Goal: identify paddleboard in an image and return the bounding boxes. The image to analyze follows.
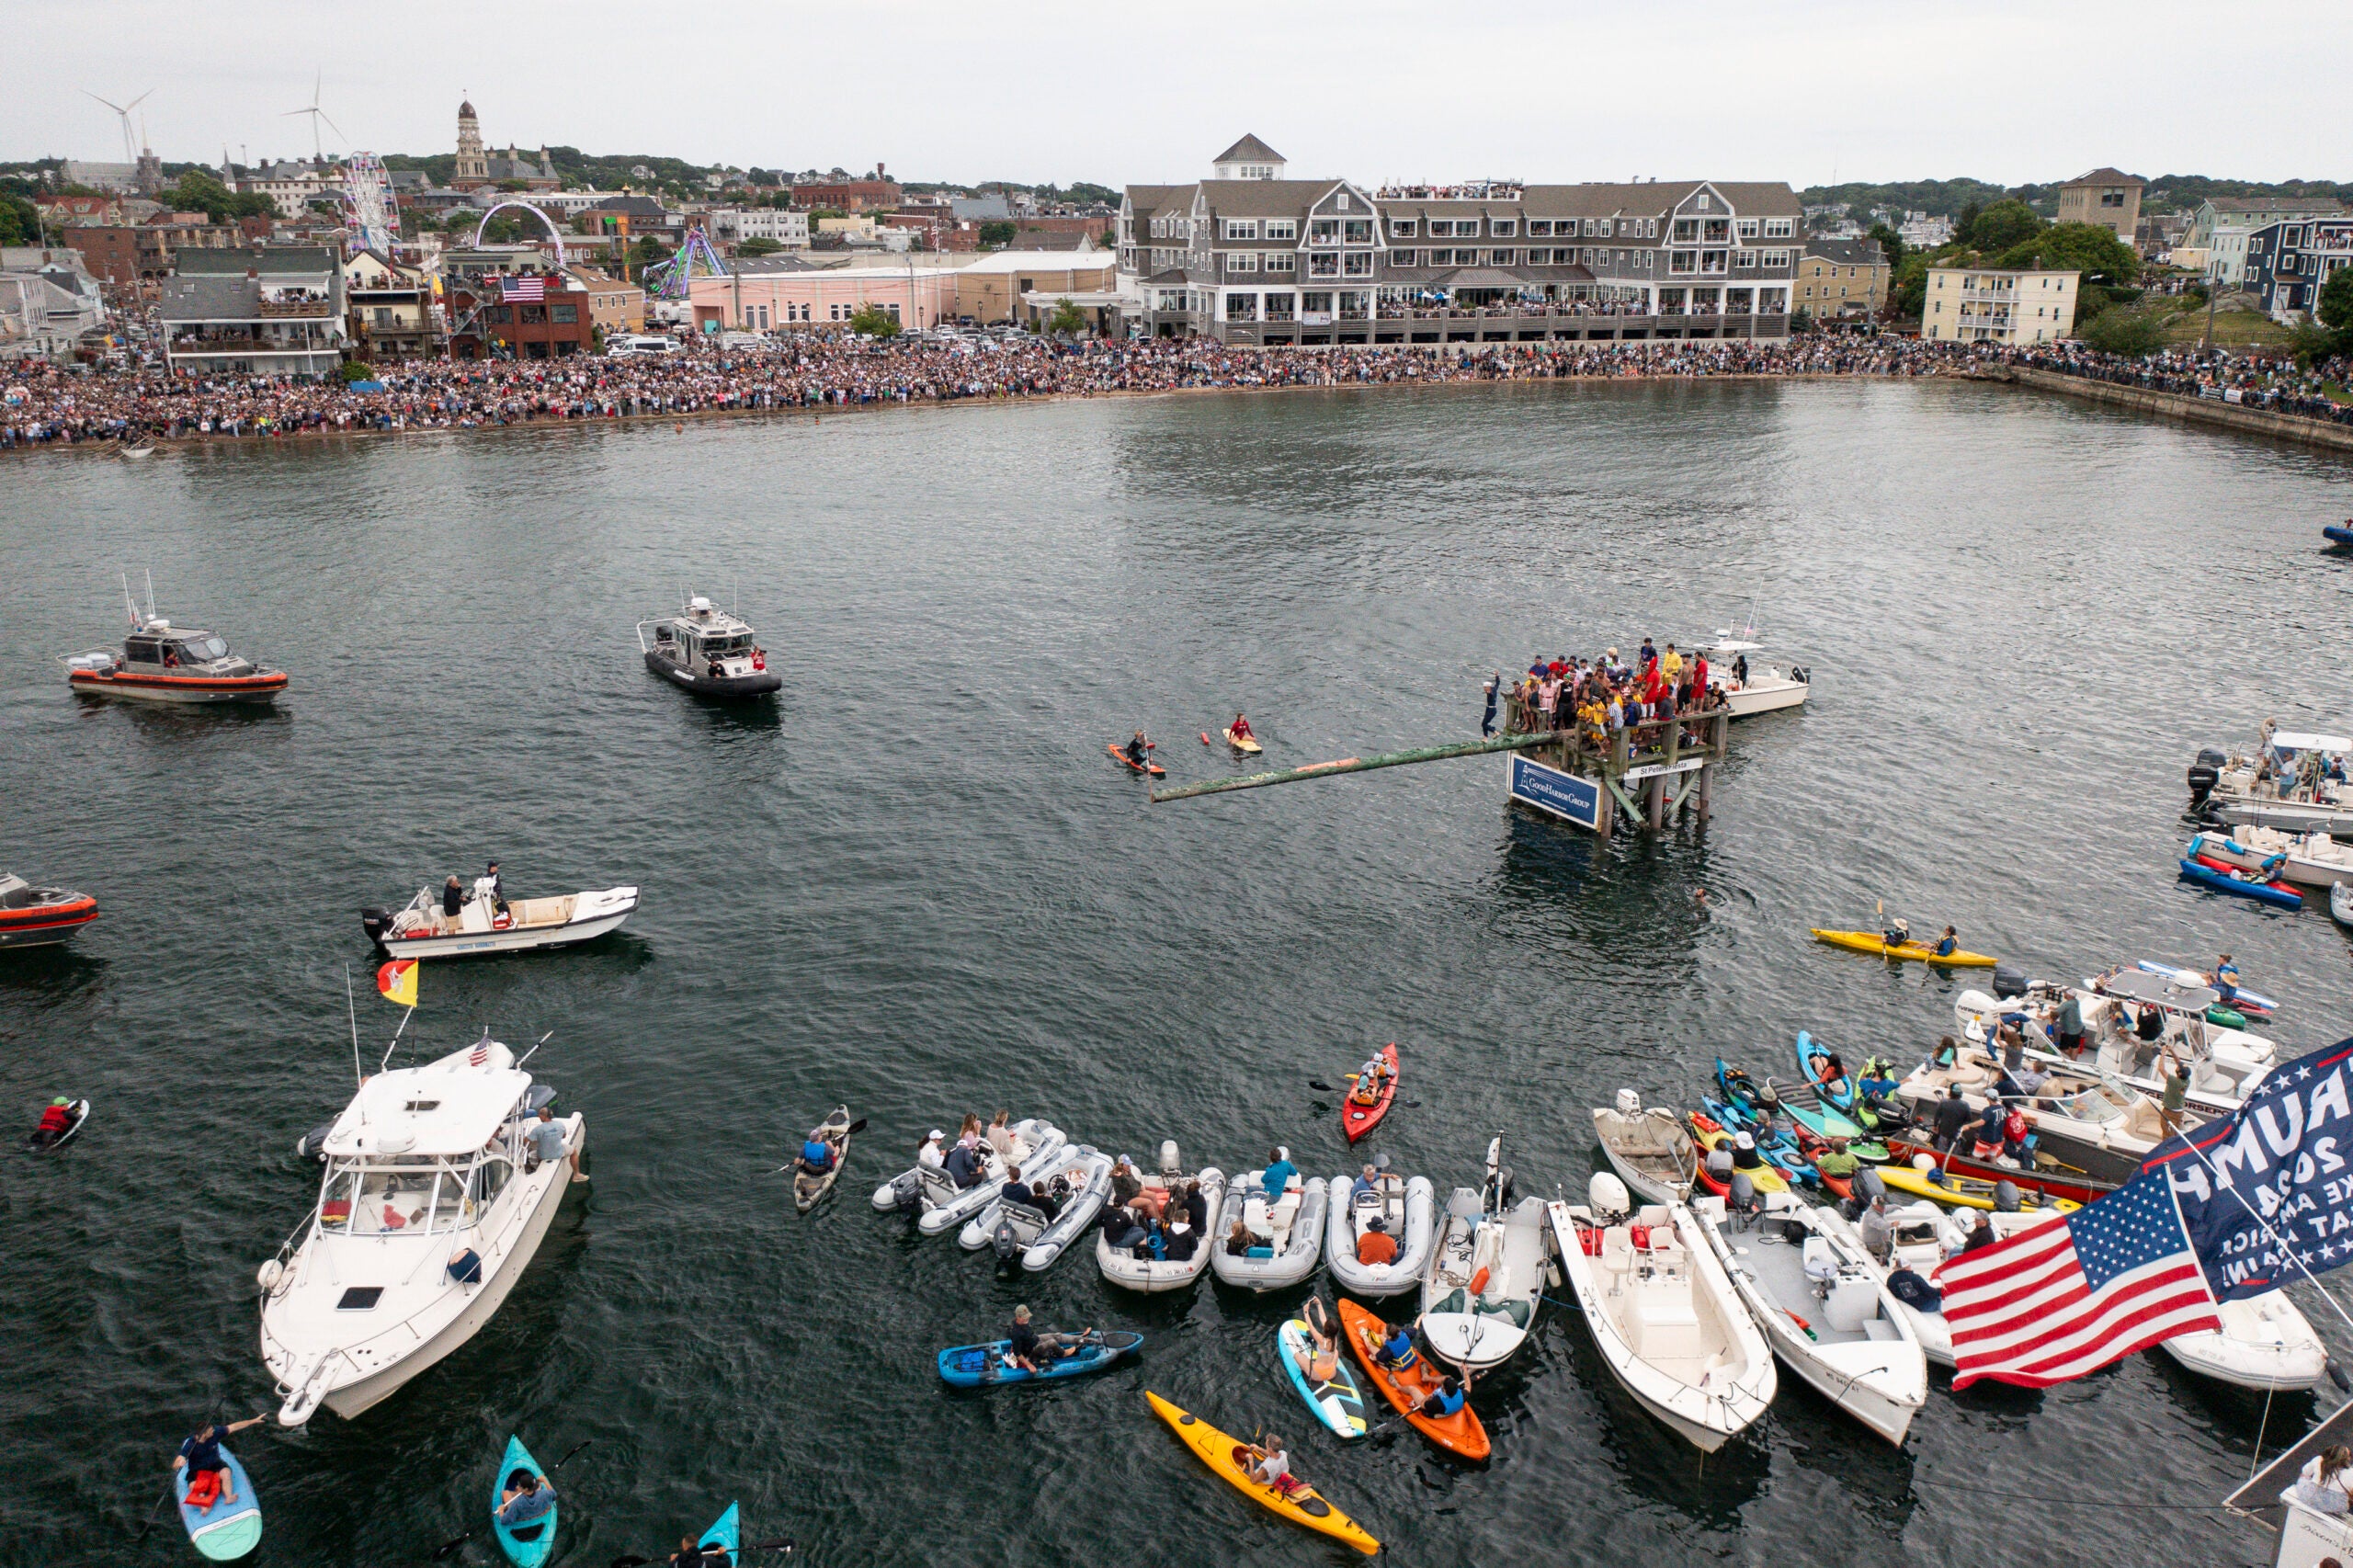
[1278,1319,1369,1438]
[1108,743,1165,778]
[1145,1391,1379,1555]
[1224,726,1263,756]
[1811,928,1997,966]
[2136,960,2278,1015]
[491,1435,558,1568]
[1341,1044,1398,1144]
[177,1447,262,1562]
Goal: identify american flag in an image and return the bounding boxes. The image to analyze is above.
[469,1040,490,1067]
[501,276,545,302]
[1938,1165,2222,1390]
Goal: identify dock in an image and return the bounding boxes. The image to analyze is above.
[1152,701,1733,834]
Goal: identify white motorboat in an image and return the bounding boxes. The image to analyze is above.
[1549,1174,1774,1451]
[2190,826,2353,890]
[1896,1051,2186,1187]
[2159,1291,2328,1392]
[2188,729,2353,834]
[871,1120,1065,1236]
[257,1034,583,1426]
[1700,635,1809,718]
[1955,979,2269,1108]
[1097,1142,1224,1293]
[362,874,638,960]
[1209,1165,1328,1292]
[1694,1190,1927,1446]
[1418,1138,1546,1372]
[637,595,782,699]
[1815,1200,2048,1368]
[1592,1091,1697,1207]
[1324,1163,1437,1299]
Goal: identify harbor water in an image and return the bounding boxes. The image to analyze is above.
[4,377,2351,1567]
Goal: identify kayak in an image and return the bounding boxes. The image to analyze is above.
[698,1503,740,1564]
[1225,727,1263,756]
[1145,1391,1380,1556]
[938,1330,1142,1387]
[1794,1035,1863,1116]
[2137,961,2279,1017]
[177,1447,262,1562]
[491,1435,557,1568]
[1881,1136,2116,1206]
[2179,858,2302,909]
[1877,1161,2081,1215]
[2329,524,2353,547]
[1336,1298,1488,1461]
[1278,1318,1369,1438]
[1700,1097,1815,1188]
[1108,743,1165,778]
[1683,1114,1789,1195]
[1341,1044,1399,1144]
[27,1098,88,1153]
[1714,1058,1881,1151]
[792,1107,852,1214]
[1811,928,1998,967]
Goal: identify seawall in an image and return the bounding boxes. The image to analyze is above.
[1981,366,2353,454]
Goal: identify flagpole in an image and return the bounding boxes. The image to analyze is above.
[345,966,363,1087]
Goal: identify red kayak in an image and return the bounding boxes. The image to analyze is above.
[1341,1043,1399,1143]
[1107,743,1164,778]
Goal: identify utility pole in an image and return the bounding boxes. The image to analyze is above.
[2201,252,2220,352]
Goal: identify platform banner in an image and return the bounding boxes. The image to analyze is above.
[2141,1035,2353,1300]
[1508,754,1600,830]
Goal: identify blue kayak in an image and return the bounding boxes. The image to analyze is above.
[2325,524,2353,547]
[699,1503,740,1562]
[177,1447,262,1561]
[937,1331,1143,1387]
[2178,858,2302,910]
[1278,1318,1368,1437]
[491,1435,557,1568]
[1699,1096,1815,1186]
[1794,1034,1862,1116]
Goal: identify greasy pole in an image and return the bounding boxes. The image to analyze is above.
[1149,731,1563,803]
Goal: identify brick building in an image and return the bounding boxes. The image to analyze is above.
[790,176,903,212]
[64,220,244,289]
[442,254,595,359]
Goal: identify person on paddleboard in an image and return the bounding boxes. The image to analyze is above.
[31,1096,74,1147]
[173,1415,267,1513]
[1229,713,1254,742]
[1124,731,1151,767]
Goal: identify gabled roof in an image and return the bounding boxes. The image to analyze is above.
[1200,178,1343,219]
[2064,167,2142,187]
[174,245,338,277]
[1214,133,1284,165]
[1802,237,1887,267]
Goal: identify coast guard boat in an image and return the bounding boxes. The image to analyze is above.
[637,595,781,698]
[0,873,100,949]
[63,611,287,705]
[257,1033,584,1425]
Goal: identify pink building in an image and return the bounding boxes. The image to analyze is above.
[688,265,957,334]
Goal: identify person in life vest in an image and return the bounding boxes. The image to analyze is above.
[32,1096,74,1147]
[1372,1321,1419,1371]
[1933,926,1960,958]
[1348,1053,1390,1107]
[1411,1373,1467,1419]
[1124,731,1151,767]
[798,1120,843,1176]
[174,1415,267,1513]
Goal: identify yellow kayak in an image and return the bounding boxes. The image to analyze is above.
[1146,1391,1379,1556]
[1878,1162,2079,1214]
[1686,1119,1790,1194]
[1811,929,1997,967]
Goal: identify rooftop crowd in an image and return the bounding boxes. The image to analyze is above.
[3,330,2347,451]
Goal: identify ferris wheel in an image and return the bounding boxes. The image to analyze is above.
[340,153,400,257]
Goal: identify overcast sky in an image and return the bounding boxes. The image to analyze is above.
[8,0,2345,190]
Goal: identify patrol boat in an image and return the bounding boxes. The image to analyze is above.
[62,578,287,705]
[636,595,781,698]
[256,1033,584,1425]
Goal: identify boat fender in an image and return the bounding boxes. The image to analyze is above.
[1467,1265,1490,1295]
[256,1258,285,1294]
[752,650,767,672]
[1993,1180,2021,1213]
[2330,1359,2352,1395]
[1911,1153,1937,1174]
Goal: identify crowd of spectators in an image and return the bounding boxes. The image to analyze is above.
[2,330,2347,452]
[2011,343,2353,428]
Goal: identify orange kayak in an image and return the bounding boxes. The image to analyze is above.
[1336,1299,1489,1461]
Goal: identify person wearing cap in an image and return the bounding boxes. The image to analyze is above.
[1348,1053,1391,1107]
[916,1131,948,1172]
[1729,1131,1765,1173]
[1356,1214,1400,1267]
[32,1096,74,1147]
[1261,1147,1299,1202]
[1110,1154,1143,1210]
[1006,1303,1089,1373]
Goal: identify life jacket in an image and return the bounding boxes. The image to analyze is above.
[38,1106,71,1133]
[801,1138,833,1170]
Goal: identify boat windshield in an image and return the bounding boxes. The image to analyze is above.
[2048,1085,2128,1124]
[178,635,229,661]
[702,632,753,654]
[318,1157,478,1235]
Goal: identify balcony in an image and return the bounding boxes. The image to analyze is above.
[256,299,335,318]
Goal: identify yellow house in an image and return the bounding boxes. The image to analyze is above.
[567,265,646,334]
[1922,267,2078,344]
[1794,238,1889,321]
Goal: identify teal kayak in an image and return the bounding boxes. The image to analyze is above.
[491,1435,557,1568]
[699,1502,741,1562]
[177,1447,262,1562]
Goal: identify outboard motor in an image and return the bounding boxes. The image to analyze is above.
[1587,1170,1631,1223]
[1993,1180,2022,1213]
[1158,1139,1183,1182]
[1483,1166,1518,1210]
[296,1120,335,1163]
[1727,1170,1758,1225]
[2186,748,2225,813]
[887,1170,924,1212]
[359,906,391,944]
[1991,963,2029,1001]
[993,1200,1048,1264]
[1616,1088,1643,1118]
[1853,1166,1887,1205]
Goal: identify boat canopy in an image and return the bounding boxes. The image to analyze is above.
[320,1040,531,1159]
[2269,731,2352,755]
[1704,638,1766,654]
[2097,971,2221,1011]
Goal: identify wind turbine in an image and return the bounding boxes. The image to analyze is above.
[82,88,154,164]
[282,71,346,164]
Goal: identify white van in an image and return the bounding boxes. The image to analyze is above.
[607,335,679,358]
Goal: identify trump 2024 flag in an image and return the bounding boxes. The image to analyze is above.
[1938,1166,2221,1390]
